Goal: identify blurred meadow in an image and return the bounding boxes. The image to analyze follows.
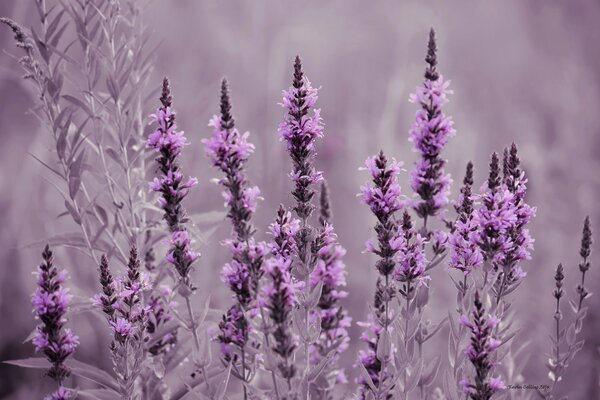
[0,0,599,398]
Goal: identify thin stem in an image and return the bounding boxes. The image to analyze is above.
[184,296,211,393]
[259,308,280,400]
[241,348,248,400]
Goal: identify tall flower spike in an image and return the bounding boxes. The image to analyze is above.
[474,152,516,266]
[147,77,199,287]
[32,245,79,386]
[409,28,456,223]
[494,145,536,294]
[449,162,483,274]
[460,291,505,399]
[360,151,403,276]
[577,216,592,309]
[262,206,300,381]
[279,55,324,221]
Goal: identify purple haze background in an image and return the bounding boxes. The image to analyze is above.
[0,0,599,398]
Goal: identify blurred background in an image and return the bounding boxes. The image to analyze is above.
[1,0,599,398]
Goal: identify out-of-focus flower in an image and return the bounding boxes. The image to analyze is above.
[408,29,456,220]
[32,245,78,382]
[44,387,73,400]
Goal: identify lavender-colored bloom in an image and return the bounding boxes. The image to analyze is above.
[450,162,484,273]
[278,56,324,222]
[393,212,429,288]
[262,206,299,380]
[360,151,403,277]
[473,153,517,265]
[460,291,504,400]
[44,387,73,400]
[408,29,456,220]
[496,144,536,280]
[147,78,199,287]
[32,245,79,382]
[217,304,249,361]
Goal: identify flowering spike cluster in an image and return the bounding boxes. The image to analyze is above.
[278,56,324,222]
[474,153,517,266]
[408,28,456,220]
[32,245,79,383]
[498,144,536,270]
[262,205,300,380]
[360,151,404,277]
[204,80,269,359]
[394,211,429,287]
[217,304,249,361]
[450,162,483,274]
[358,151,406,396]
[460,291,505,399]
[95,247,149,398]
[147,78,199,286]
[309,224,351,376]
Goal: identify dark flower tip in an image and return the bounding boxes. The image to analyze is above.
[293,55,303,88]
[580,216,592,260]
[488,152,501,190]
[160,77,172,108]
[0,18,28,44]
[319,181,332,226]
[424,28,439,81]
[220,78,235,130]
[553,263,564,299]
[464,161,474,186]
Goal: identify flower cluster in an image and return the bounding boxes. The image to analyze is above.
[95,248,150,398]
[32,245,79,383]
[496,144,536,280]
[204,80,268,363]
[394,212,429,288]
[473,153,517,265]
[44,387,73,400]
[147,77,199,286]
[96,248,149,343]
[460,291,505,399]
[262,206,300,380]
[278,55,324,221]
[449,162,483,274]
[409,29,456,220]
[360,151,404,277]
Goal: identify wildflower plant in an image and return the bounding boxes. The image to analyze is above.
[2,11,595,400]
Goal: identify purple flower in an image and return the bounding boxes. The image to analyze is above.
[393,218,429,287]
[147,78,199,286]
[110,318,136,338]
[31,245,78,382]
[474,153,517,265]
[450,162,484,274]
[205,80,268,360]
[217,304,249,361]
[44,387,73,400]
[461,291,505,399]
[495,145,536,279]
[360,151,404,277]
[278,56,323,222]
[261,206,299,380]
[408,29,456,220]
